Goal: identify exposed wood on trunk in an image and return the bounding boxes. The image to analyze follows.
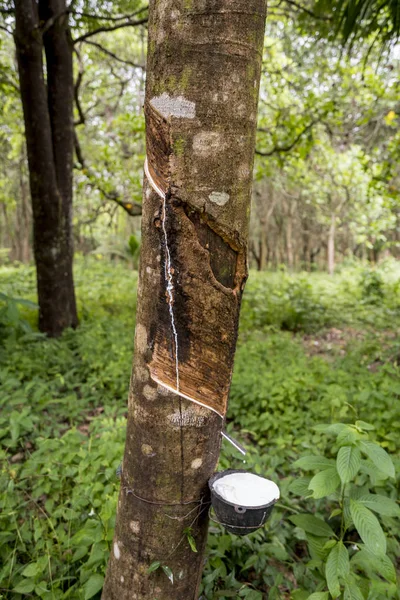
[102,1,267,599]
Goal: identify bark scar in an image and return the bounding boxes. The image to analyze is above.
[145,99,247,419]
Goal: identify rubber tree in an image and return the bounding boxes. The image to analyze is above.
[102,1,267,599]
[14,0,78,336]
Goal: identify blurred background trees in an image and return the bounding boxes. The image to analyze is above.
[1,0,400,282]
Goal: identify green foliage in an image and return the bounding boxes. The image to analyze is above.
[1,418,124,599]
[359,269,385,305]
[1,261,400,598]
[289,421,399,598]
[0,291,38,342]
[315,0,400,45]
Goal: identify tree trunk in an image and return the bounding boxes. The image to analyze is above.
[328,212,335,275]
[259,182,276,271]
[14,0,78,336]
[286,200,296,271]
[102,1,266,599]
[259,220,268,270]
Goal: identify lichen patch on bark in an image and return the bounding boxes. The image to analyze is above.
[150,92,196,119]
[208,191,230,206]
[143,384,158,401]
[113,542,120,560]
[135,324,148,354]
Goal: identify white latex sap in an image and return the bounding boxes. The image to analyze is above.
[213,472,280,507]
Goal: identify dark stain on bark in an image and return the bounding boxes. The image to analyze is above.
[154,194,192,366]
[145,101,171,193]
[186,209,237,289]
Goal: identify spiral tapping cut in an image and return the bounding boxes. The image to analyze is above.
[144,158,246,456]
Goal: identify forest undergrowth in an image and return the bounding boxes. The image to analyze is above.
[1,258,400,600]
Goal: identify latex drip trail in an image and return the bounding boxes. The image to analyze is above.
[145,158,180,393]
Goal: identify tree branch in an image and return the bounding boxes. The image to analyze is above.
[73,47,85,125]
[82,40,145,69]
[255,121,315,156]
[71,6,148,22]
[40,9,67,35]
[0,75,19,92]
[0,23,12,34]
[73,16,148,44]
[74,131,142,217]
[277,0,331,21]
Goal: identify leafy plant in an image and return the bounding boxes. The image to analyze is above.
[360,269,384,305]
[0,291,38,342]
[290,421,400,599]
[1,260,400,598]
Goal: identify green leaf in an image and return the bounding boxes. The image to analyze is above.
[358,494,400,517]
[72,546,89,562]
[325,543,341,599]
[13,580,36,594]
[343,581,364,600]
[84,574,104,600]
[306,534,329,560]
[336,541,350,577]
[14,298,38,309]
[293,456,334,470]
[187,532,198,553]
[308,468,341,498]
[355,421,375,431]
[242,591,263,600]
[147,561,161,573]
[313,423,349,435]
[288,476,312,496]
[21,563,38,577]
[289,514,335,537]
[161,565,174,584]
[184,527,198,553]
[337,429,360,446]
[336,446,361,483]
[306,594,329,600]
[371,553,397,583]
[352,548,396,583]
[359,440,395,478]
[350,499,386,556]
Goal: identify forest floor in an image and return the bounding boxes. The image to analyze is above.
[1,258,400,600]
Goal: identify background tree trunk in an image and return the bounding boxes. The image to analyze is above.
[14,0,78,336]
[328,212,335,275]
[102,1,266,599]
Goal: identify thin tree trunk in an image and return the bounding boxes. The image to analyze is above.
[14,0,78,336]
[286,200,296,271]
[259,221,268,270]
[19,157,31,263]
[328,212,335,275]
[259,183,277,270]
[102,1,266,599]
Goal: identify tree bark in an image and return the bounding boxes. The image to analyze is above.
[102,1,266,599]
[286,199,296,271]
[328,212,335,275]
[14,0,78,336]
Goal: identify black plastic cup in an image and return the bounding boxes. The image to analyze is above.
[208,469,278,536]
